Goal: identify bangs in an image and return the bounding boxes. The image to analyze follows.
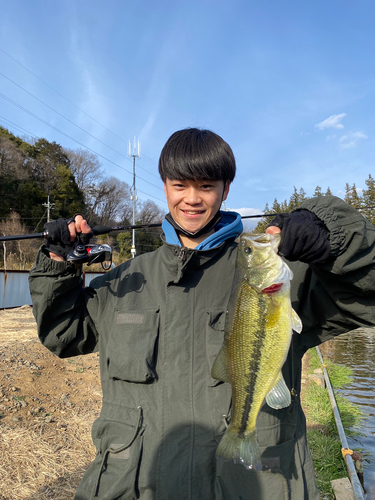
[159,128,236,183]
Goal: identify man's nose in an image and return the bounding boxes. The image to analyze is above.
[185,188,202,204]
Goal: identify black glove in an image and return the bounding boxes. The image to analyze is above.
[44,216,92,259]
[268,210,331,264]
[44,218,73,258]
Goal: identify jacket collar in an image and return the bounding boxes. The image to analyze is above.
[160,237,238,284]
[161,210,243,250]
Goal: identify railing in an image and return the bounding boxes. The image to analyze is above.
[315,346,365,500]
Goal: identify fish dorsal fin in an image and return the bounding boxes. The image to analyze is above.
[265,373,291,409]
[291,309,303,334]
[211,346,230,383]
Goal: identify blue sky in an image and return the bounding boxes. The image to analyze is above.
[1,0,375,227]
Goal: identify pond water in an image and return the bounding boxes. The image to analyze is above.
[320,327,375,499]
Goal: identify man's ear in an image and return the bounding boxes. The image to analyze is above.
[223,180,230,201]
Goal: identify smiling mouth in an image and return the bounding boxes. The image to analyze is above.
[182,210,204,215]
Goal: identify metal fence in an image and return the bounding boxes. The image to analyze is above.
[0,270,105,309]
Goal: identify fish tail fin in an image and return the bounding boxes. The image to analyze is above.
[216,429,262,471]
[266,373,291,409]
[240,434,262,471]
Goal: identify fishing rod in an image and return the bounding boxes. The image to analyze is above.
[0,213,280,268]
[0,213,279,243]
[3,202,372,243]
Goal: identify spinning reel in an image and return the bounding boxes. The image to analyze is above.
[66,241,113,270]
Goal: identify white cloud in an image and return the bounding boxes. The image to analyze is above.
[227,207,264,231]
[140,109,159,144]
[228,207,263,218]
[339,131,368,149]
[315,113,347,130]
[337,187,364,197]
[326,134,337,142]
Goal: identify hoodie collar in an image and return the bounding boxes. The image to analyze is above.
[162,210,243,250]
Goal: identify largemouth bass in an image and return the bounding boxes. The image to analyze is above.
[211,232,302,470]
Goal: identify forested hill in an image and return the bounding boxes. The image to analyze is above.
[0,127,85,230]
[0,126,165,232]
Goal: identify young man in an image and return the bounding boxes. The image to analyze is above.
[29,128,375,500]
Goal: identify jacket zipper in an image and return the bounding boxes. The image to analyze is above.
[178,247,188,262]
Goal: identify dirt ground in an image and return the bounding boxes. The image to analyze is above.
[0,306,102,500]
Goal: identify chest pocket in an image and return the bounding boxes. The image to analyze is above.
[106,307,160,383]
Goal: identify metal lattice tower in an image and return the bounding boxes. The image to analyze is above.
[128,137,141,258]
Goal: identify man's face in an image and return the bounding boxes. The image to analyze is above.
[163,179,230,235]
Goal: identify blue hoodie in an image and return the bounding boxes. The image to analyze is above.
[162,211,243,250]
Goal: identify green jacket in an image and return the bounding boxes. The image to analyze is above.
[29,196,375,500]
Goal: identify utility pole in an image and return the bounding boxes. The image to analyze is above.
[128,137,141,259]
[42,195,55,222]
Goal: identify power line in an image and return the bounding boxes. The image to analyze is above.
[0,49,160,173]
[0,93,167,205]
[140,151,158,165]
[0,116,38,139]
[0,93,165,199]
[0,72,160,181]
[0,48,129,144]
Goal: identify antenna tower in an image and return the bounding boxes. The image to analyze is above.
[128,137,141,259]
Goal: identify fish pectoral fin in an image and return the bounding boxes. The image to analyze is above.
[265,373,291,409]
[211,347,230,383]
[291,309,303,334]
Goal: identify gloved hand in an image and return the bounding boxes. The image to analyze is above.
[44,215,92,259]
[268,210,331,264]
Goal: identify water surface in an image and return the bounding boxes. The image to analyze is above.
[320,327,375,499]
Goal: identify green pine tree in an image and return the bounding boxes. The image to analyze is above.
[313,186,323,197]
[362,174,375,224]
[344,183,363,211]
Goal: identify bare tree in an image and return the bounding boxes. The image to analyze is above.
[64,148,103,193]
[88,177,132,226]
[0,212,36,270]
[137,200,165,224]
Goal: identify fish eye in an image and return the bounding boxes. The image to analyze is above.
[244,247,252,254]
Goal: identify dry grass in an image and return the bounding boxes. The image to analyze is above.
[0,306,101,500]
[0,418,94,499]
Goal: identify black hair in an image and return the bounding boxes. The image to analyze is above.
[158,128,236,183]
